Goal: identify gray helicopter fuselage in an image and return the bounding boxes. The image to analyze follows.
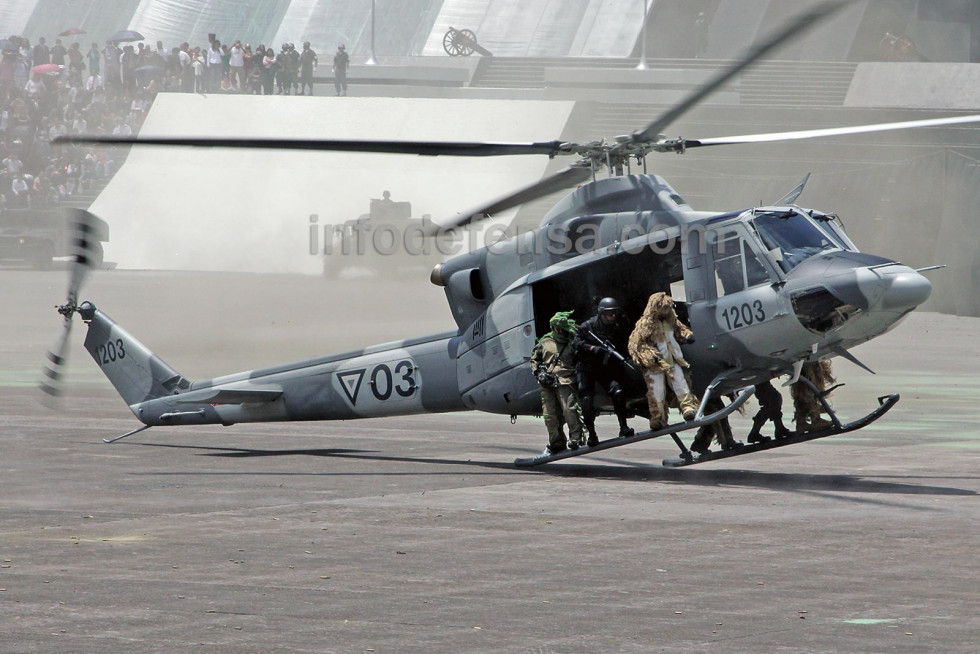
[433,174,931,412]
[81,174,930,428]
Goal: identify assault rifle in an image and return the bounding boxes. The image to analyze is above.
[585,330,639,373]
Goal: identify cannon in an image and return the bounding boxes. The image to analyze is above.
[442,27,492,57]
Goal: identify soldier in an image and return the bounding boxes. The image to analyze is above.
[333,44,349,96]
[530,311,586,456]
[628,292,699,431]
[792,360,835,433]
[573,297,635,445]
[689,396,741,456]
[299,41,317,95]
[745,378,792,443]
[284,43,300,95]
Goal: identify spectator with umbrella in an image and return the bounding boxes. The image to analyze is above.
[59,28,86,47]
[31,63,62,76]
[67,42,85,85]
[120,44,137,93]
[102,40,120,90]
[50,38,66,66]
[107,30,145,45]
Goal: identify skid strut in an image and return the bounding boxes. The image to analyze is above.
[664,392,900,467]
[514,387,754,467]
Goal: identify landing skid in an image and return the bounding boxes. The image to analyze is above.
[662,393,899,467]
[514,387,754,467]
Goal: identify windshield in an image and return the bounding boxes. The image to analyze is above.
[813,213,856,251]
[752,210,840,273]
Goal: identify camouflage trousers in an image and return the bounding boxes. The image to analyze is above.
[541,384,585,449]
[642,365,699,429]
[791,361,835,429]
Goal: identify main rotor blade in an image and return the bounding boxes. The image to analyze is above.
[437,165,593,230]
[52,134,567,158]
[632,0,849,143]
[684,113,980,148]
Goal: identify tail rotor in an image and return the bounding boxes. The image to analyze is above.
[38,209,101,403]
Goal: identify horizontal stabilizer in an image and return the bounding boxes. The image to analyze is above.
[174,388,282,405]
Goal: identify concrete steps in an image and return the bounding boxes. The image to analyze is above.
[739,61,857,107]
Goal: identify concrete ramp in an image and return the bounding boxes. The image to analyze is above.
[846,63,980,110]
[90,94,574,273]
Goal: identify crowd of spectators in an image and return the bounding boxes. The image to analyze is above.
[1,31,321,212]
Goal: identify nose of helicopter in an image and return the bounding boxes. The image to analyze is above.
[839,264,932,312]
[815,262,932,317]
[879,268,932,310]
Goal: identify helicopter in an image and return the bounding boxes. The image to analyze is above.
[40,2,980,468]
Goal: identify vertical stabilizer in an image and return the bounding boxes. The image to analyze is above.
[78,302,190,408]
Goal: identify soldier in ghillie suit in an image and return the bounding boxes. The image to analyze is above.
[530,311,586,456]
[792,360,835,433]
[628,292,699,431]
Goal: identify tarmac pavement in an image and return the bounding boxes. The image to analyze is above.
[2,268,978,653]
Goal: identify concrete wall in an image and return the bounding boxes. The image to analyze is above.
[421,0,646,57]
[14,0,980,62]
[89,94,574,273]
[0,0,37,36]
[129,0,291,52]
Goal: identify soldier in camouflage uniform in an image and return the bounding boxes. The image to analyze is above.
[530,311,586,455]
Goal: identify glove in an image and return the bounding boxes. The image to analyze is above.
[536,370,558,388]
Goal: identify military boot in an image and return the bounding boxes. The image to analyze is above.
[772,412,792,439]
[612,393,634,438]
[689,426,712,456]
[746,415,771,444]
[808,415,833,432]
[679,393,699,421]
[796,414,833,433]
[719,418,742,450]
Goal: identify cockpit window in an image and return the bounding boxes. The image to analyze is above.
[712,232,744,296]
[752,210,840,273]
[811,213,855,252]
[744,240,770,286]
[711,230,773,297]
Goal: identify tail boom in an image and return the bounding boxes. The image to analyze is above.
[79,302,467,428]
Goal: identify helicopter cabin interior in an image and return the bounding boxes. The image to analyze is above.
[530,234,686,336]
